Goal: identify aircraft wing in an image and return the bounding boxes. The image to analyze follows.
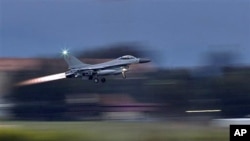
[77,62,129,71]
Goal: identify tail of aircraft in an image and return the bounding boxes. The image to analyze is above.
[64,55,90,69]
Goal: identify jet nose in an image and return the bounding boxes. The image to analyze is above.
[139,58,151,63]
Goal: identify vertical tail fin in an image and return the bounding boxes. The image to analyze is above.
[64,55,89,69]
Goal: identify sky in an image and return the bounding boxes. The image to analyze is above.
[0,0,250,67]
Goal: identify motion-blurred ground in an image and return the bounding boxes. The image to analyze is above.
[0,121,227,141]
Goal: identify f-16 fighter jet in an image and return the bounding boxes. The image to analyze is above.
[63,50,150,83]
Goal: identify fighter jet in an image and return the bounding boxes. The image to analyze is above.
[62,50,150,83]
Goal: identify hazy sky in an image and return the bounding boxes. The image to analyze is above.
[0,0,250,67]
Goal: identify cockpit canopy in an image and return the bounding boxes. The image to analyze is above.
[118,55,136,60]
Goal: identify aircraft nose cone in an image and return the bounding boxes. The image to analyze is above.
[139,58,151,63]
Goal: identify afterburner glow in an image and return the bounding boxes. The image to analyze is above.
[16,73,66,86]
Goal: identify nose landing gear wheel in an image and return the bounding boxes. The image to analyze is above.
[122,72,126,79]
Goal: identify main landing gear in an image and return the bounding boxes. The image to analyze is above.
[101,78,106,83]
[93,77,106,83]
[94,78,99,83]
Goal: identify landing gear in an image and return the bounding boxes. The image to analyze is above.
[93,77,106,83]
[93,78,99,83]
[101,78,106,83]
[122,72,126,79]
[88,76,93,80]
